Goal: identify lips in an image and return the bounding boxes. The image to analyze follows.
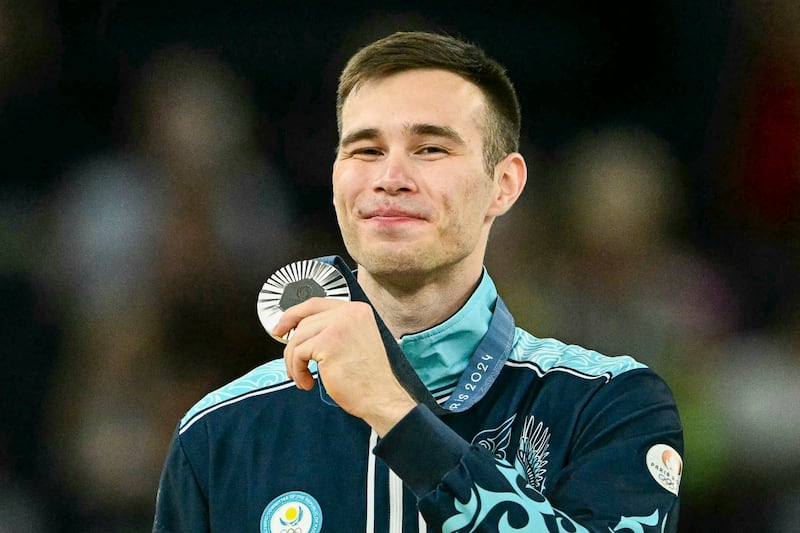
[360,205,427,220]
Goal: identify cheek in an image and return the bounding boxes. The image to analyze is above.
[332,171,354,213]
[452,181,492,218]
[332,160,368,196]
[331,188,352,236]
[332,192,355,236]
[439,188,488,240]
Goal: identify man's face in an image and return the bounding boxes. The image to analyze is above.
[333,69,500,282]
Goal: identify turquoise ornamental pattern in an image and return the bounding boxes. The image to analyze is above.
[507,330,646,381]
[441,462,589,533]
[179,360,306,432]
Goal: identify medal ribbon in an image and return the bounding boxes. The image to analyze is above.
[316,256,515,415]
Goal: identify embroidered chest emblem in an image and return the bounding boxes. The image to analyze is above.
[517,415,551,492]
[471,414,551,493]
[472,415,515,462]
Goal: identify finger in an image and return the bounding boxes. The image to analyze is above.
[277,301,331,387]
[284,337,317,390]
[271,297,337,339]
[282,312,328,389]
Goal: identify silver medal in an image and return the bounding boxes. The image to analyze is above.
[257,260,351,343]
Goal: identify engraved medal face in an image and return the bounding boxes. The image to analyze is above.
[257,260,350,343]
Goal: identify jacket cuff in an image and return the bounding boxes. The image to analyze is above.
[373,404,471,497]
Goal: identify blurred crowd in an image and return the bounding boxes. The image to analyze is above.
[2,1,798,532]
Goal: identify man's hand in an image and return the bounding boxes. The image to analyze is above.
[272,298,417,436]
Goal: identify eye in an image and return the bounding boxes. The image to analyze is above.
[416,145,449,159]
[349,147,384,161]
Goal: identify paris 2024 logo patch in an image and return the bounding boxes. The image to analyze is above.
[646,444,683,496]
[261,491,322,533]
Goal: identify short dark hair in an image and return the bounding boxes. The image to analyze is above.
[337,31,521,174]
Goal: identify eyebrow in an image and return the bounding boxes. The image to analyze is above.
[339,128,381,147]
[339,123,467,148]
[407,123,466,145]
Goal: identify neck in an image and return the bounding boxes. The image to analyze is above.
[356,263,484,338]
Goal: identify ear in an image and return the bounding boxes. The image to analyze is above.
[487,152,527,217]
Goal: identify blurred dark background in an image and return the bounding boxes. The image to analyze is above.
[2,1,799,531]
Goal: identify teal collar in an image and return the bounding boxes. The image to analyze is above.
[399,269,497,392]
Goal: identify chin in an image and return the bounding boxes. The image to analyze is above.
[357,248,432,277]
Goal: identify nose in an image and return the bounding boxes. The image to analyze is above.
[373,153,417,195]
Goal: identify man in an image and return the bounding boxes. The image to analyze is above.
[154,31,683,532]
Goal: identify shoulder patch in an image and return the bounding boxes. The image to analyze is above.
[646,444,683,495]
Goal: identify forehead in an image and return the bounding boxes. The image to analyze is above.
[340,69,487,134]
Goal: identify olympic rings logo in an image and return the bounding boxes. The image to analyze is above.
[657,473,677,489]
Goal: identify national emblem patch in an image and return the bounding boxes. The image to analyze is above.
[261,491,322,533]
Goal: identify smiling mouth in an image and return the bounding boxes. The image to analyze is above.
[363,214,427,231]
[359,210,427,233]
[369,213,419,220]
[365,215,424,228]
[362,206,427,220]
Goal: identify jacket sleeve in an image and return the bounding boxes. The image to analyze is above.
[373,369,682,532]
[152,428,210,533]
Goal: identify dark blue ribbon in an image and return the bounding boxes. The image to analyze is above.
[316,255,514,416]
